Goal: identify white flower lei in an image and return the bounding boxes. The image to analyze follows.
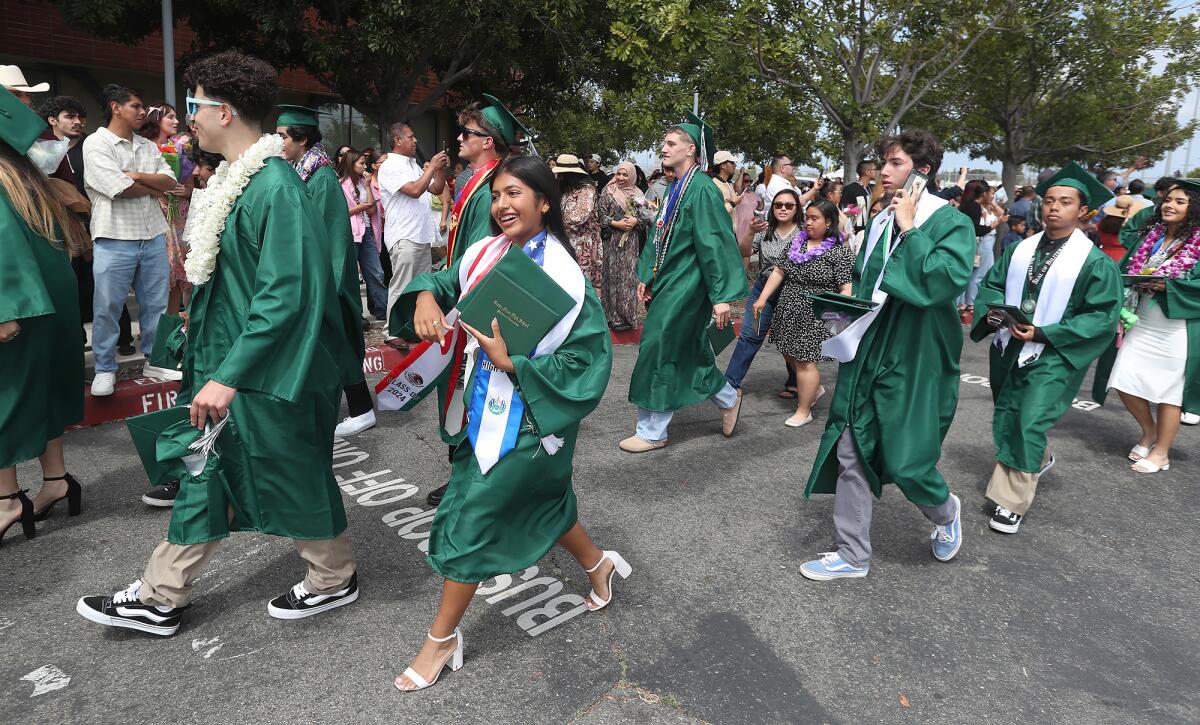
[183,133,284,286]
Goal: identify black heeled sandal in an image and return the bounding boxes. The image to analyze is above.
[33,473,82,521]
[0,489,36,544]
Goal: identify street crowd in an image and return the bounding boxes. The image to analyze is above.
[1,49,1197,693]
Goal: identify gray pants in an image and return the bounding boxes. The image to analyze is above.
[385,239,433,332]
[833,428,956,567]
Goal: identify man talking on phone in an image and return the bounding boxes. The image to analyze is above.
[800,129,976,581]
[970,162,1120,534]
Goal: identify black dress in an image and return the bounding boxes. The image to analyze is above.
[771,242,855,362]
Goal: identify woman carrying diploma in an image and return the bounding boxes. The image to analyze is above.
[391,156,631,691]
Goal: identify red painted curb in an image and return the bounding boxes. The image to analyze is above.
[74,323,744,429]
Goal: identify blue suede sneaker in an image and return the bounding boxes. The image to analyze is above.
[800,552,869,581]
[930,494,963,562]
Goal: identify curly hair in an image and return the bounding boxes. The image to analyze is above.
[875,128,943,179]
[37,95,85,122]
[1139,183,1200,241]
[457,103,509,155]
[183,50,277,123]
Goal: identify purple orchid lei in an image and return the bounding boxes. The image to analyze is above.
[1127,223,1200,278]
[788,229,842,265]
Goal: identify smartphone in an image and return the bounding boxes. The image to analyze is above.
[902,170,929,201]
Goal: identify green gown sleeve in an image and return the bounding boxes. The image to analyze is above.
[210,184,329,402]
[1163,269,1200,319]
[880,208,975,308]
[0,196,55,324]
[388,257,464,339]
[969,244,1015,342]
[1120,208,1154,250]
[1038,254,1122,370]
[512,288,613,436]
[691,183,749,305]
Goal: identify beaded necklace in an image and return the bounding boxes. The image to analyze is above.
[651,165,699,279]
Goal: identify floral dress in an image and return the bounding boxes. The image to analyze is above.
[598,188,656,328]
[161,135,194,289]
[771,242,855,362]
[562,184,603,301]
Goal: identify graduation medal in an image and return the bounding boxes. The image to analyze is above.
[1020,298,1036,316]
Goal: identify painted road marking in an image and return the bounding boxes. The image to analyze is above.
[21,665,70,697]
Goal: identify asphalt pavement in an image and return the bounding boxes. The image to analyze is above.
[2,337,1197,724]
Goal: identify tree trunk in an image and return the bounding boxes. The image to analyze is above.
[1001,159,1021,205]
[842,133,866,182]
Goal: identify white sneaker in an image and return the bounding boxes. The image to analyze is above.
[90,372,117,396]
[142,364,183,381]
[335,410,377,436]
[1182,412,1199,426]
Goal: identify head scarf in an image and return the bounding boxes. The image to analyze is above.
[604,161,644,210]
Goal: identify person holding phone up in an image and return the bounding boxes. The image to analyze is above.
[799,129,976,581]
[970,162,1121,535]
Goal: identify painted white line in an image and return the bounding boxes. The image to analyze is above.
[21,665,70,697]
[191,637,224,659]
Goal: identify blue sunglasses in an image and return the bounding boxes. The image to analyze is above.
[185,96,237,117]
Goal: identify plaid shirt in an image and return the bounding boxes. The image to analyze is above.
[82,127,173,241]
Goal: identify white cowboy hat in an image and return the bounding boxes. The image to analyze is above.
[0,65,49,93]
[552,154,588,176]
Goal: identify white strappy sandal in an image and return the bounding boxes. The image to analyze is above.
[585,551,632,611]
[394,628,464,691]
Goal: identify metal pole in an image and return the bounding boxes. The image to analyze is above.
[1183,88,1199,176]
[693,91,699,116]
[161,0,175,107]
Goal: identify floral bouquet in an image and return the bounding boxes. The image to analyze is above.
[159,144,181,220]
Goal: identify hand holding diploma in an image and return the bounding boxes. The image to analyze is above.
[1009,322,1036,342]
[460,318,515,373]
[414,290,452,345]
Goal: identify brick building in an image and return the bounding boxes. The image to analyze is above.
[0,0,451,151]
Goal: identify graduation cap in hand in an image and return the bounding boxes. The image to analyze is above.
[0,85,45,154]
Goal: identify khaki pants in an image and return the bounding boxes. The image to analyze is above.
[138,531,355,609]
[986,448,1052,516]
[385,239,433,331]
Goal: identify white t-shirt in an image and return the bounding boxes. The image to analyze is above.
[760,175,799,206]
[378,154,434,249]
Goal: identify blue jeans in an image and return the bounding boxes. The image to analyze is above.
[636,382,739,442]
[961,236,995,307]
[358,228,388,320]
[724,274,796,390]
[92,236,169,373]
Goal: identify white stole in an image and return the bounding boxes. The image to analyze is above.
[822,192,949,362]
[995,229,1092,368]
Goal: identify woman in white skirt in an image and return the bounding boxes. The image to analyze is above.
[1104,180,1200,473]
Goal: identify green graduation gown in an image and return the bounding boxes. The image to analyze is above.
[305,163,365,385]
[445,165,497,271]
[0,192,83,468]
[804,204,975,507]
[394,243,612,583]
[1092,233,1200,412]
[169,157,351,544]
[630,171,748,411]
[970,240,1121,472]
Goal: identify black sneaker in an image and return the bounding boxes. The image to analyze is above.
[76,581,184,636]
[267,572,359,620]
[142,480,180,507]
[426,483,448,507]
[117,343,136,356]
[989,506,1023,534]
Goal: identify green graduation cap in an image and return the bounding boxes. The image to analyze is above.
[1035,161,1114,209]
[126,406,193,487]
[0,85,45,154]
[480,93,533,148]
[675,111,716,168]
[1165,178,1200,195]
[275,104,324,128]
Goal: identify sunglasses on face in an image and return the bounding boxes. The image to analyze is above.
[459,126,489,139]
[773,202,797,210]
[185,96,237,117]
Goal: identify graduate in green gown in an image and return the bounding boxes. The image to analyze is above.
[409,94,526,509]
[620,113,749,453]
[800,129,975,581]
[77,52,360,637]
[391,157,631,692]
[275,106,368,417]
[971,162,1121,534]
[1093,178,1200,474]
[0,86,89,544]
